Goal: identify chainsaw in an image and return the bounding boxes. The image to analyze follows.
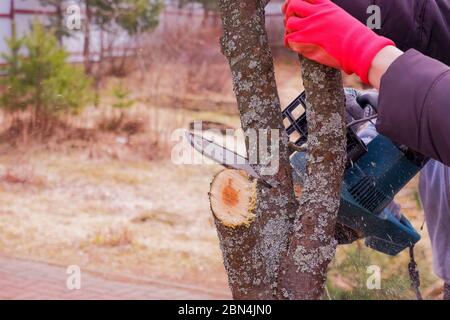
[186,91,428,256]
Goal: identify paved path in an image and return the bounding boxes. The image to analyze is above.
[0,255,231,300]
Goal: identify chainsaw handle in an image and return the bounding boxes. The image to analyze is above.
[356,92,379,112]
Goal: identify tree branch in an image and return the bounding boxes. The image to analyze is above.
[215,0,298,299]
[279,58,346,299]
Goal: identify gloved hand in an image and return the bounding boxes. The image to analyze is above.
[282,0,395,83]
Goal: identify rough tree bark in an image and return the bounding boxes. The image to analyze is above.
[213,0,346,300]
[278,58,346,299]
[215,0,298,299]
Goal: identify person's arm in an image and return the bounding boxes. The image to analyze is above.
[336,0,450,165]
[362,45,450,165]
[333,0,450,66]
[374,49,450,166]
[368,46,403,90]
[283,0,450,165]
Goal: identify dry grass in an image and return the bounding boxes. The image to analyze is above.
[89,225,134,247]
[0,140,228,289]
[0,163,46,186]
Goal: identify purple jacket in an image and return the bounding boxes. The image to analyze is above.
[335,0,450,166]
[334,0,450,284]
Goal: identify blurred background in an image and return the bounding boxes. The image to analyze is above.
[0,0,444,299]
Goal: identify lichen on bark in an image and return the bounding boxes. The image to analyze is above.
[216,0,298,299]
[278,58,346,300]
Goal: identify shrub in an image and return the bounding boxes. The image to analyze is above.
[0,25,26,112]
[0,21,93,127]
[112,83,135,110]
[98,82,136,132]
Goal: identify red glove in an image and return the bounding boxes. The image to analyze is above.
[283,0,395,83]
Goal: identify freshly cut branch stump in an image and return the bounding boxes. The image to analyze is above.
[209,170,257,228]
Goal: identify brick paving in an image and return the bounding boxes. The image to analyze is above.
[0,255,231,300]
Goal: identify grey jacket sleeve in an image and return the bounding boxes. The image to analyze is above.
[376,49,450,166]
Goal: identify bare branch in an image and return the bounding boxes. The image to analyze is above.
[216,0,298,299]
[279,59,346,299]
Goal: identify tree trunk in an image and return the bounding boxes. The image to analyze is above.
[214,0,346,300]
[83,0,92,74]
[56,3,64,45]
[216,0,298,299]
[278,58,346,299]
[10,0,15,32]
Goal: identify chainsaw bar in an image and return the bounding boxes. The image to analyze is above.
[185,131,272,188]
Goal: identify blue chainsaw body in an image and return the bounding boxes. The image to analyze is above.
[342,135,422,255]
[286,92,426,256]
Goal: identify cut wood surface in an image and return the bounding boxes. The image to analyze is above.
[210,170,257,228]
[210,169,304,229]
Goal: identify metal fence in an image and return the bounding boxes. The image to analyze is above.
[0,0,285,65]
